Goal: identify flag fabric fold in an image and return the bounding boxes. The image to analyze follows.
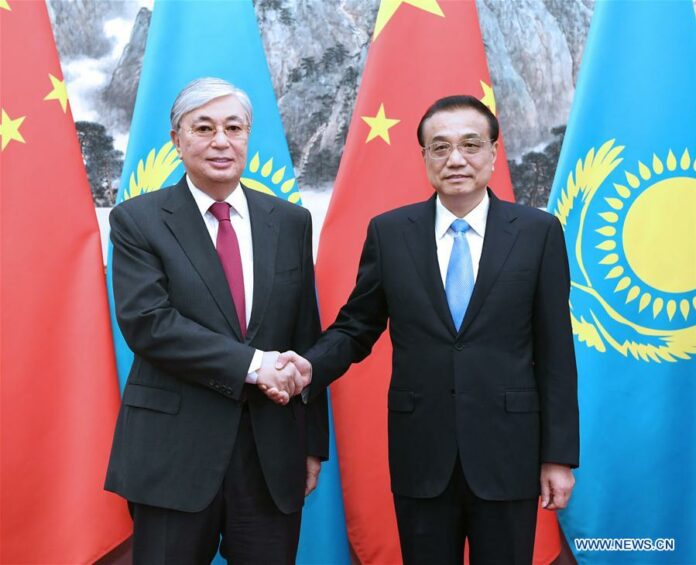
[547,1,696,563]
[109,1,349,562]
[0,1,131,562]
[314,1,559,563]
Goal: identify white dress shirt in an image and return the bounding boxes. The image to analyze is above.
[186,176,263,379]
[435,192,490,287]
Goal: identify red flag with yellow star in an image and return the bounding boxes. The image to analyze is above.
[0,1,131,562]
[315,1,561,563]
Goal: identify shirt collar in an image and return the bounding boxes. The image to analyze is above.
[186,175,249,220]
[435,191,490,240]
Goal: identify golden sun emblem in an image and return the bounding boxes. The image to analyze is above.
[554,141,696,363]
[596,150,696,320]
[241,151,301,204]
[123,144,300,204]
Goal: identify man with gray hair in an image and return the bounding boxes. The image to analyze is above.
[105,77,327,564]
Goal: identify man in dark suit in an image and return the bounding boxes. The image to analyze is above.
[278,95,579,564]
[105,77,327,564]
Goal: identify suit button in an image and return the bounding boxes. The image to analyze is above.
[454,343,464,351]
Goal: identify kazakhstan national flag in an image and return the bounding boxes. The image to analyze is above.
[107,1,350,563]
[547,1,696,563]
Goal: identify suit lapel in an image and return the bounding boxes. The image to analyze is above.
[458,190,519,336]
[162,177,243,340]
[244,186,279,343]
[404,196,458,337]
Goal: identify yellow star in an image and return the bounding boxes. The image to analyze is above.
[480,80,497,116]
[44,74,69,112]
[373,0,444,40]
[0,109,26,151]
[362,103,401,145]
[0,0,11,11]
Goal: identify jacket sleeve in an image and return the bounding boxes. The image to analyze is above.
[533,215,580,467]
[110,203,255,400]
[305,218,390,398]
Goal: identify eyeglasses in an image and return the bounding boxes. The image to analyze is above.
[186,123,250,140]
[422,138,492,160]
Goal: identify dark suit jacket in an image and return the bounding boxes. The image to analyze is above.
[306,190,578,501]
[105,176,328,514]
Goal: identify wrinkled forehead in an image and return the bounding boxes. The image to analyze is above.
[422,108,491,141]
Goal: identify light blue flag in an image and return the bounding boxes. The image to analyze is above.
[547,1,696,563]
[297,396,351,565]
[107,1,350,563]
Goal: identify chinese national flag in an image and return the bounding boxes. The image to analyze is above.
[0,2,131,563]
[314,1,560,563]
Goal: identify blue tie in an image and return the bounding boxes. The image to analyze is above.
[445,219,474,331]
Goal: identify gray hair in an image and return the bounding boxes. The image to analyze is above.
[170,77,253,130]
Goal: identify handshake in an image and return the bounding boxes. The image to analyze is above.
[256,350,312,405]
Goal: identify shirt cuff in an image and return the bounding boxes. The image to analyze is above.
[245,349,264,384]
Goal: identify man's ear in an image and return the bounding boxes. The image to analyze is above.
[170,129,181,156]
[490,140,499,165]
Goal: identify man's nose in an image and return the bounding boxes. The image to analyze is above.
[210,128,231,146]
[446,146,468,167]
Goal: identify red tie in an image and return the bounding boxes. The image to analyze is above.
[209,202,247,338]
